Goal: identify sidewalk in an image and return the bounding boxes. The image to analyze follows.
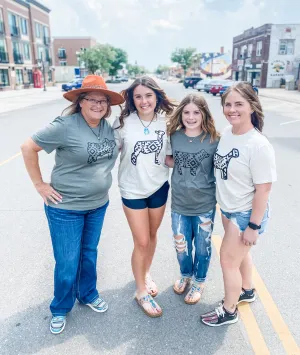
[0,86,64,114]
[259,88,300,104]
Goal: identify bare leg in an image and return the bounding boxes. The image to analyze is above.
[240,253,253,290]
[220,216,251,312]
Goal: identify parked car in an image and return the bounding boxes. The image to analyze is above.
[210,80,233,96]
[204,80,220,93]
[219,81,259,96]
[116,75,129,82]
[61,78,83,92]
[183,76,202,88]
[195,79,211,91]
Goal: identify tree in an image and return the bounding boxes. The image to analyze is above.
[171,47,197,77]
[155,65,170,75]
[108,47,128,77]
[127,63,146,77]
[79,44,116,74]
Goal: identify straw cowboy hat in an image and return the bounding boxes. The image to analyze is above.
[63,75,125,105]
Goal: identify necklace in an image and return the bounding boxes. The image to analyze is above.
[136,112,156,135]
[82,116,101,140]
[186,135,198,143]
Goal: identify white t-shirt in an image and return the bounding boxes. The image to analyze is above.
[214,126,277,213]
[113,113,169,199]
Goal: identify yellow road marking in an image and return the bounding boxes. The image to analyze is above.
[212,235,270,355]
[253,268,300,354]
[0,152,22,167]
[215,205,300,354]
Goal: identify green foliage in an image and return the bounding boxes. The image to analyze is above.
[155,65,170,75]
[170,47,197,75]
[127,64,147,76]
[108,48,128,77]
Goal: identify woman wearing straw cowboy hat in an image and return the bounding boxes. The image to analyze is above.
[21,75,124,335]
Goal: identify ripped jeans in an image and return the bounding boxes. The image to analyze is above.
[171,208,216,283]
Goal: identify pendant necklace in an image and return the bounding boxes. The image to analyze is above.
[136,112,156,135]
[82,117,101,140]
[185,133,200,143]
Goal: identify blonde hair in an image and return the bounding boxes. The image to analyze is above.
[221,82,264,132]
[167,93,220,142]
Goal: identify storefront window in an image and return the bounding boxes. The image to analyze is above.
[27,69,33,84]
[0,69,9,86]
[16,69,24,84]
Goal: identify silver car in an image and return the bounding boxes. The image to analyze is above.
[195,79,211,91]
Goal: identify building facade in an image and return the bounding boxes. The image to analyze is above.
[232,24,300,88]
[0,0,54,90]
[52,36,96,82]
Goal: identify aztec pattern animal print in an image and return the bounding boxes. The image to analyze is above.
[131,130,165,166]
[87,139,116,164]
[174,149,210,176]
[214,148,239,180]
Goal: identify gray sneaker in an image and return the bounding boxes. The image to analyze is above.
[86,296,108,313]
[50,316,66,335]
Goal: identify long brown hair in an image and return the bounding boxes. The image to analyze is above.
[117,76,176,128]
[61,92,112,119]
[221,81,264,132]
[167,93,220,143]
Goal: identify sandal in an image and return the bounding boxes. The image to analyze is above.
[184,283,204,305]
[145,275,158,297]
[135,294,162,318]
[173,277,191,295]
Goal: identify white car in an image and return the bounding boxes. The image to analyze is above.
[195,79,211,91]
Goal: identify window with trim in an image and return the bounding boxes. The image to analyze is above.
[0,8,4,34]
[23,42,31,60]
[279,39,295,55]
[21,18,28,35]
[16,69,24,84]
[234,48,238,60]
[58,48,66,59]
[247,44,253,58]
[27,69,33,84]
[35,22,41,38]
[256,41,262,56]
[59,61,67,66]
[0,69,9,86]
[8,13,19,36]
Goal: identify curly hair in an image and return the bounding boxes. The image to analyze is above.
[221,81,264,132]
[116,76,176,128]
[167,93,220,143]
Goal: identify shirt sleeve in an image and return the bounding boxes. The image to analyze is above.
[166,136,172,155]
[112,117,123,150]
[250,143,277,184]
[31,116,66,154]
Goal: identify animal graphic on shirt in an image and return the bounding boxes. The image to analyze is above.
[131,130,165,166]
[214,148,239,180]
[87,139,116,164]
[174,149,210,176]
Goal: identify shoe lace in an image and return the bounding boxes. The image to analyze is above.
[215,305,225,318]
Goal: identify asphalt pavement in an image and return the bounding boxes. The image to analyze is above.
[0,82,299,355]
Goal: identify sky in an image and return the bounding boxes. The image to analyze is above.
[43,0,300,71]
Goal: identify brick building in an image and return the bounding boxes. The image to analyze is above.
[52,36,96,82]
[0,0,54,90]
[232,24,300,88]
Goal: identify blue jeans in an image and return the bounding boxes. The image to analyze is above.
[171,208,216,283]
[44,201,109,316]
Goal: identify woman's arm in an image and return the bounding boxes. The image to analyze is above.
[21,138,62,205]
[242,182,272,246]
[165,155,174,168]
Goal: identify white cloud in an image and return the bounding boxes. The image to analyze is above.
[151,19,182,31]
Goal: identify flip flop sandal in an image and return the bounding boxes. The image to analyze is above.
[145,275,158,297]
[135,294,163,318]
[173,277,191,295]
[184,283,204,305]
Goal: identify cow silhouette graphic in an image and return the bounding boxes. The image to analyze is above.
[214,148,239,180]
[174,149,210,176]
[131,130,165,166]
[87,139,116,164]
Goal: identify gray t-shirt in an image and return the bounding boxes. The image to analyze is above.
[169,130,219,216]
[32,112,118,211]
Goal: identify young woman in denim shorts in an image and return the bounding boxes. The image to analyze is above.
[201,82,277,327]
[113,76,176,317]
[165,94,219,305]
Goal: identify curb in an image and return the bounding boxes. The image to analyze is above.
[259,93,300,105]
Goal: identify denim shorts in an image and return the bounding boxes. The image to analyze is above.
[122,181,169,210]
[221,205,270,235]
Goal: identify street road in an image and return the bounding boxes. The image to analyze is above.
[0,82,299,355]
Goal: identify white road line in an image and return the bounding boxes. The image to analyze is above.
[280,119,300,126]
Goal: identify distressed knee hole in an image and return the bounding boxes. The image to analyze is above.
[198,219,213,233]
[173,234,187,253]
